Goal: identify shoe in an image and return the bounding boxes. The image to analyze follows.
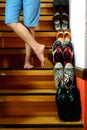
[56,30,64,44]
[54,62,63,88]
[53,12,61,31]
[64,63,74,91]
[62,41,73,66]
[52,40,63,65]
[64,29,71,42]
[62,12,69,30]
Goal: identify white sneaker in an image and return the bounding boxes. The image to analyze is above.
[64,63,74,90]
[54,62,63,88]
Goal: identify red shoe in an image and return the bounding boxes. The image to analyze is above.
[62,41,74,66]
[52,40,63,65]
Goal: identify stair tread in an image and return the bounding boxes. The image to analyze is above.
[0,0,53,3]
[0,47,52,54]
[0,31,56,38]
[0,116,83,127]
[0,3,53,8]
[0,69,54,76]
[0,89,56,94]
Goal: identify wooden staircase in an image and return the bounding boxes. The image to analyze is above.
[0,0,84,130]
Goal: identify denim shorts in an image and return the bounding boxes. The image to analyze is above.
[5,0,40,27]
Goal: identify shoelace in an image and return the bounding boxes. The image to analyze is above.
[63,47,73,65]
[64,69,73,88]
[54,68,63,87]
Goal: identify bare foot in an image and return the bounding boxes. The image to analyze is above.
[36,44,45,67]
[24,62,34,69]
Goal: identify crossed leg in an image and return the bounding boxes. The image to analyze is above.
[24,27,35,69]
[7,22,45,68]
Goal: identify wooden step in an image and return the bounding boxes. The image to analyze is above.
[0,1,55,48]
[0,15,53,22]
[0,48,53,68]
[0,31,56,37]
[0,89,56,94]
[0,31,56,48]
[0,34,56,48]
[0,3,53,15]
[0,48,52,54]
[0,116,83,129]
[0,0,54,3]
[0,69,55,89]
[0,21,54,31]
[0,94,57,116]
[0,3,53,9]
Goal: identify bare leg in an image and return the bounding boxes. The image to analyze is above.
[24,44,34,69]
[24,27,35,69]
[7,22,45,67]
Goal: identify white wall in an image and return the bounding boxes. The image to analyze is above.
[69,0,86,68]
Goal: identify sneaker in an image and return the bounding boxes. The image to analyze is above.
[52,40,63,65]
[62,41,73,66]
[62,20,69,30]
[54,62,63,88]
[62,12,69,30]
[64,63,74,90]
[53,12,61,30]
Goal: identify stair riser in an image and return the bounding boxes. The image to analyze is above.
[0,35,55,48]
[0,78,54,89]
[0,9,53,15]
[0,102,57,116]
[0,54,53,68]
[0,37,55,48]
[0,95,57,116]
[0,69,55,89]
[0,21,54,30]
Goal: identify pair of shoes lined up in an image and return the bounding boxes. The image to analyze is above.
[56,29,71,45]
[52,30,73,66]
[52,29,74,89]
[54,62,74,90]
[53,12,69,31]
[55,63,81,122]
[52,33,81,121]
[52,2,81,121]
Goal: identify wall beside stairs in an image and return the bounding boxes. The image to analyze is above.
[69,0,87,130]
[69,0,85,68]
